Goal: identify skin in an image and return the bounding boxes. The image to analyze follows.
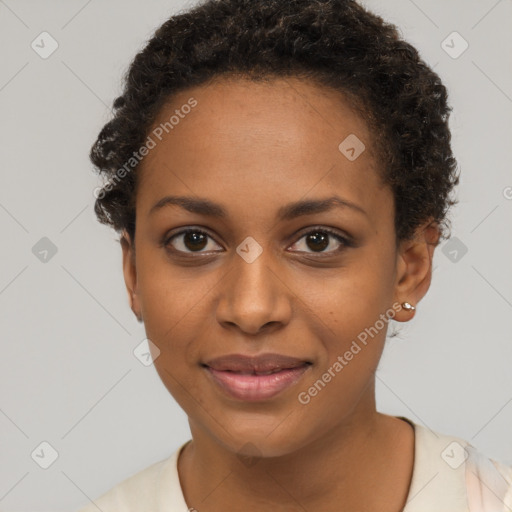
[120,76,440,511]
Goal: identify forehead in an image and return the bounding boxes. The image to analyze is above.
[136,76,389,222]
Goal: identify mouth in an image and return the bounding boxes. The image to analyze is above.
[201,356,312,401]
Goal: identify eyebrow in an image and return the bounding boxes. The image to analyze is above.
[148,194,368,220]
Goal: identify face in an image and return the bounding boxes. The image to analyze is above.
[121,76,435,457]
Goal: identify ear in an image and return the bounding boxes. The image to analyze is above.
[392,219,440,322]
[120,230,143,323]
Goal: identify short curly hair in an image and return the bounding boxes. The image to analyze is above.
[90,0,459,246]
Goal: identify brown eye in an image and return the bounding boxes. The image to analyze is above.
[305,231,329,252]
[164,229,222,254]
[289,228,351,255]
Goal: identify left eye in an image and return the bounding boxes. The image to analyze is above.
[289,228,349,254]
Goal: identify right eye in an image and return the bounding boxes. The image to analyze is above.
[163,228,224,255]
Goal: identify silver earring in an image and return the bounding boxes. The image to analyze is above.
[401,302,416,311]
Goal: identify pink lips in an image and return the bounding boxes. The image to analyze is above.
[203,353,312,401]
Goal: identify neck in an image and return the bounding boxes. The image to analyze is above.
[178,394,414,511]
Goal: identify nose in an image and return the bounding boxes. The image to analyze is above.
[215,250,293,335]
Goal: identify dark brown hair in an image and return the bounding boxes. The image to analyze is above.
[90,0,459,246]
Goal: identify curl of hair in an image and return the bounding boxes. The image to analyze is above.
[90,0,460,246]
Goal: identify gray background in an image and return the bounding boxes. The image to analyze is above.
[0,0,511,510]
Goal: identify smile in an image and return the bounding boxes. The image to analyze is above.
[204,363,312,401]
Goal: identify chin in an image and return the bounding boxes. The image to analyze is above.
[206,416,310,459]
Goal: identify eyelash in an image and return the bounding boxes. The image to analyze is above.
[162,226,353,257]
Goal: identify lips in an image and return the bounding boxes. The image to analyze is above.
[202,353,312,374]
[202,353,312,401]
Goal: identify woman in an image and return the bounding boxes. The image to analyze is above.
[78,0,512,510]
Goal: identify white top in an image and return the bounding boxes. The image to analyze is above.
[76,416,512,512]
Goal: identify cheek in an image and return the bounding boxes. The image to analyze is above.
[303,258,393,330]
[136,252,215,344]
[300,260,393,379]
[310,288,389,376]
[296,275,391,412]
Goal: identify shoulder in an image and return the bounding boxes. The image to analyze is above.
[464,443,512,511]
[401,417,512,512]
[75,442,190,512]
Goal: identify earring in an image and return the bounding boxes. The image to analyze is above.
[401,302,416,311]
